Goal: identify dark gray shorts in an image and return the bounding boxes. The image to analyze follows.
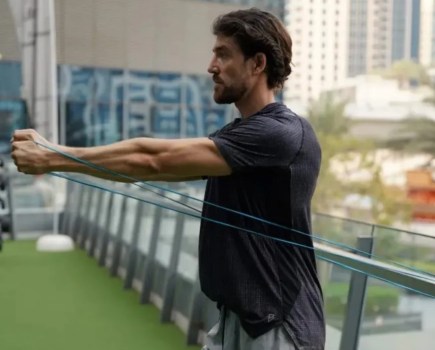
[202,308,296,350]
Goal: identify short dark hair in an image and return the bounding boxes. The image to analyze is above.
[212,8,292,90]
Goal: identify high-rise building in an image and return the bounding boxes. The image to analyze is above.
[420,0,435,66]
[350,0,422,76]
[391,0,421,62]
[286,0,426,105]
[365,0,393,73]
[348,0,368,77]
[285,0,350,104]
[410,0,422,60]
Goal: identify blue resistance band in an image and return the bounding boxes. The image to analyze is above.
[51,171,435,299]
[37,141,435,279]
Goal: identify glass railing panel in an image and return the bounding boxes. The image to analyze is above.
[181,216,200,257]
[372,226,435,276]
[316,258,353,350]
[97,190,111,229]
[176,214,199,283]
[313,213,373,251]
[93,191,111,254]
[88,188,99,222]
[77,185,90,220]
[155,207,178,268]
[173,275,195,317]
[122,198,138,244]
[136,205,156,255]
[358,278,435,350]
[108,193,123,237]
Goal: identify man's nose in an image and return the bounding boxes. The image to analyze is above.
[207,58,219,75]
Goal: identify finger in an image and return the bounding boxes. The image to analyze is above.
[13,129,37,141]
[11,140,32,150]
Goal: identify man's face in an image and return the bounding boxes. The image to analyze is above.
[208,35,251,104]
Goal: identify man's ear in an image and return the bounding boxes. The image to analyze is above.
[252,53,267,74]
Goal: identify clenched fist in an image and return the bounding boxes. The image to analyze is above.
[11,129,53,175]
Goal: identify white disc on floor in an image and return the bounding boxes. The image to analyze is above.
[36,234,75,252]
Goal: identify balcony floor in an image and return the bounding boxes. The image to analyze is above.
[0,239,199,350]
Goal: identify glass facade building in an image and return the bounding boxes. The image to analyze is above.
[392,0,421,62]
[0,0,286,151]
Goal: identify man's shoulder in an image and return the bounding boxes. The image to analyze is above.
[257,106,312,139]
[254,103,305,125]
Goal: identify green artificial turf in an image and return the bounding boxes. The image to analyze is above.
[0,240,200,350]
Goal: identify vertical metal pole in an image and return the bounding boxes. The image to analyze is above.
[339,236,374,350]
[140,205,163,304]
[79,188,95,249]
[109,195,128,277]
[186,277,205,345]
[30,0,37,127]
[68,183,84,239]
[160,197,187,322]
[88,189,105,257]
[124,200,145,289]
[98,192,114,267]
[72,186,88,241]
[60,181,74,235]
[5,164,16,240]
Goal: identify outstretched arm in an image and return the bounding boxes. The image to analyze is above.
[11,129,231,182]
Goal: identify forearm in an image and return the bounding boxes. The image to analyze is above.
[45,138,168,181]
[45,139,202,182]
[13,129,229,179]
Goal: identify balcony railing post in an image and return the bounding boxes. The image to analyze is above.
[186,276,205,345]
[67,182,84,239]
[88,189,105,257]
[160,196,188,323]
[124,200,145,290]
[140,202,163,304]
[339,236,374,350]
[79,188,96,249]
[110,194,129,277]
[98,192,115,267]
[60,181,74,235]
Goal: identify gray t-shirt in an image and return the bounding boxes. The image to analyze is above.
[198,102,325,348]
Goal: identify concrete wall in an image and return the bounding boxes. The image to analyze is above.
[1,0,246,73]
[0,0,20,60]
[54,0,240,74]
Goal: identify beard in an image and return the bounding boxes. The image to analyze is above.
[213,82,248,104]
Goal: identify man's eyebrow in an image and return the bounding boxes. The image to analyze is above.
[213,45,230,53]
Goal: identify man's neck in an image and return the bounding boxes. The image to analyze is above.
[235,88,276,118]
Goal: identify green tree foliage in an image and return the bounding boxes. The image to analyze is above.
[308,95,411,225]
[385,117,435,160]
[381,60,430,87]
[423,83,435,105]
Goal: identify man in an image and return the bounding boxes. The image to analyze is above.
[12,8,325,350]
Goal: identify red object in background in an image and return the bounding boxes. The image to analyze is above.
[407,170,435,222]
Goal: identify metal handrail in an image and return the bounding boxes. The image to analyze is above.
[315,242,435,298]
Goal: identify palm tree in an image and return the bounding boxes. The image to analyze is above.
[307,92,350,137]
[381,60,430,88]
[308,94,411,225]
[307,94,355,213]
[423,84,435,105]
[384,79,435,160]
